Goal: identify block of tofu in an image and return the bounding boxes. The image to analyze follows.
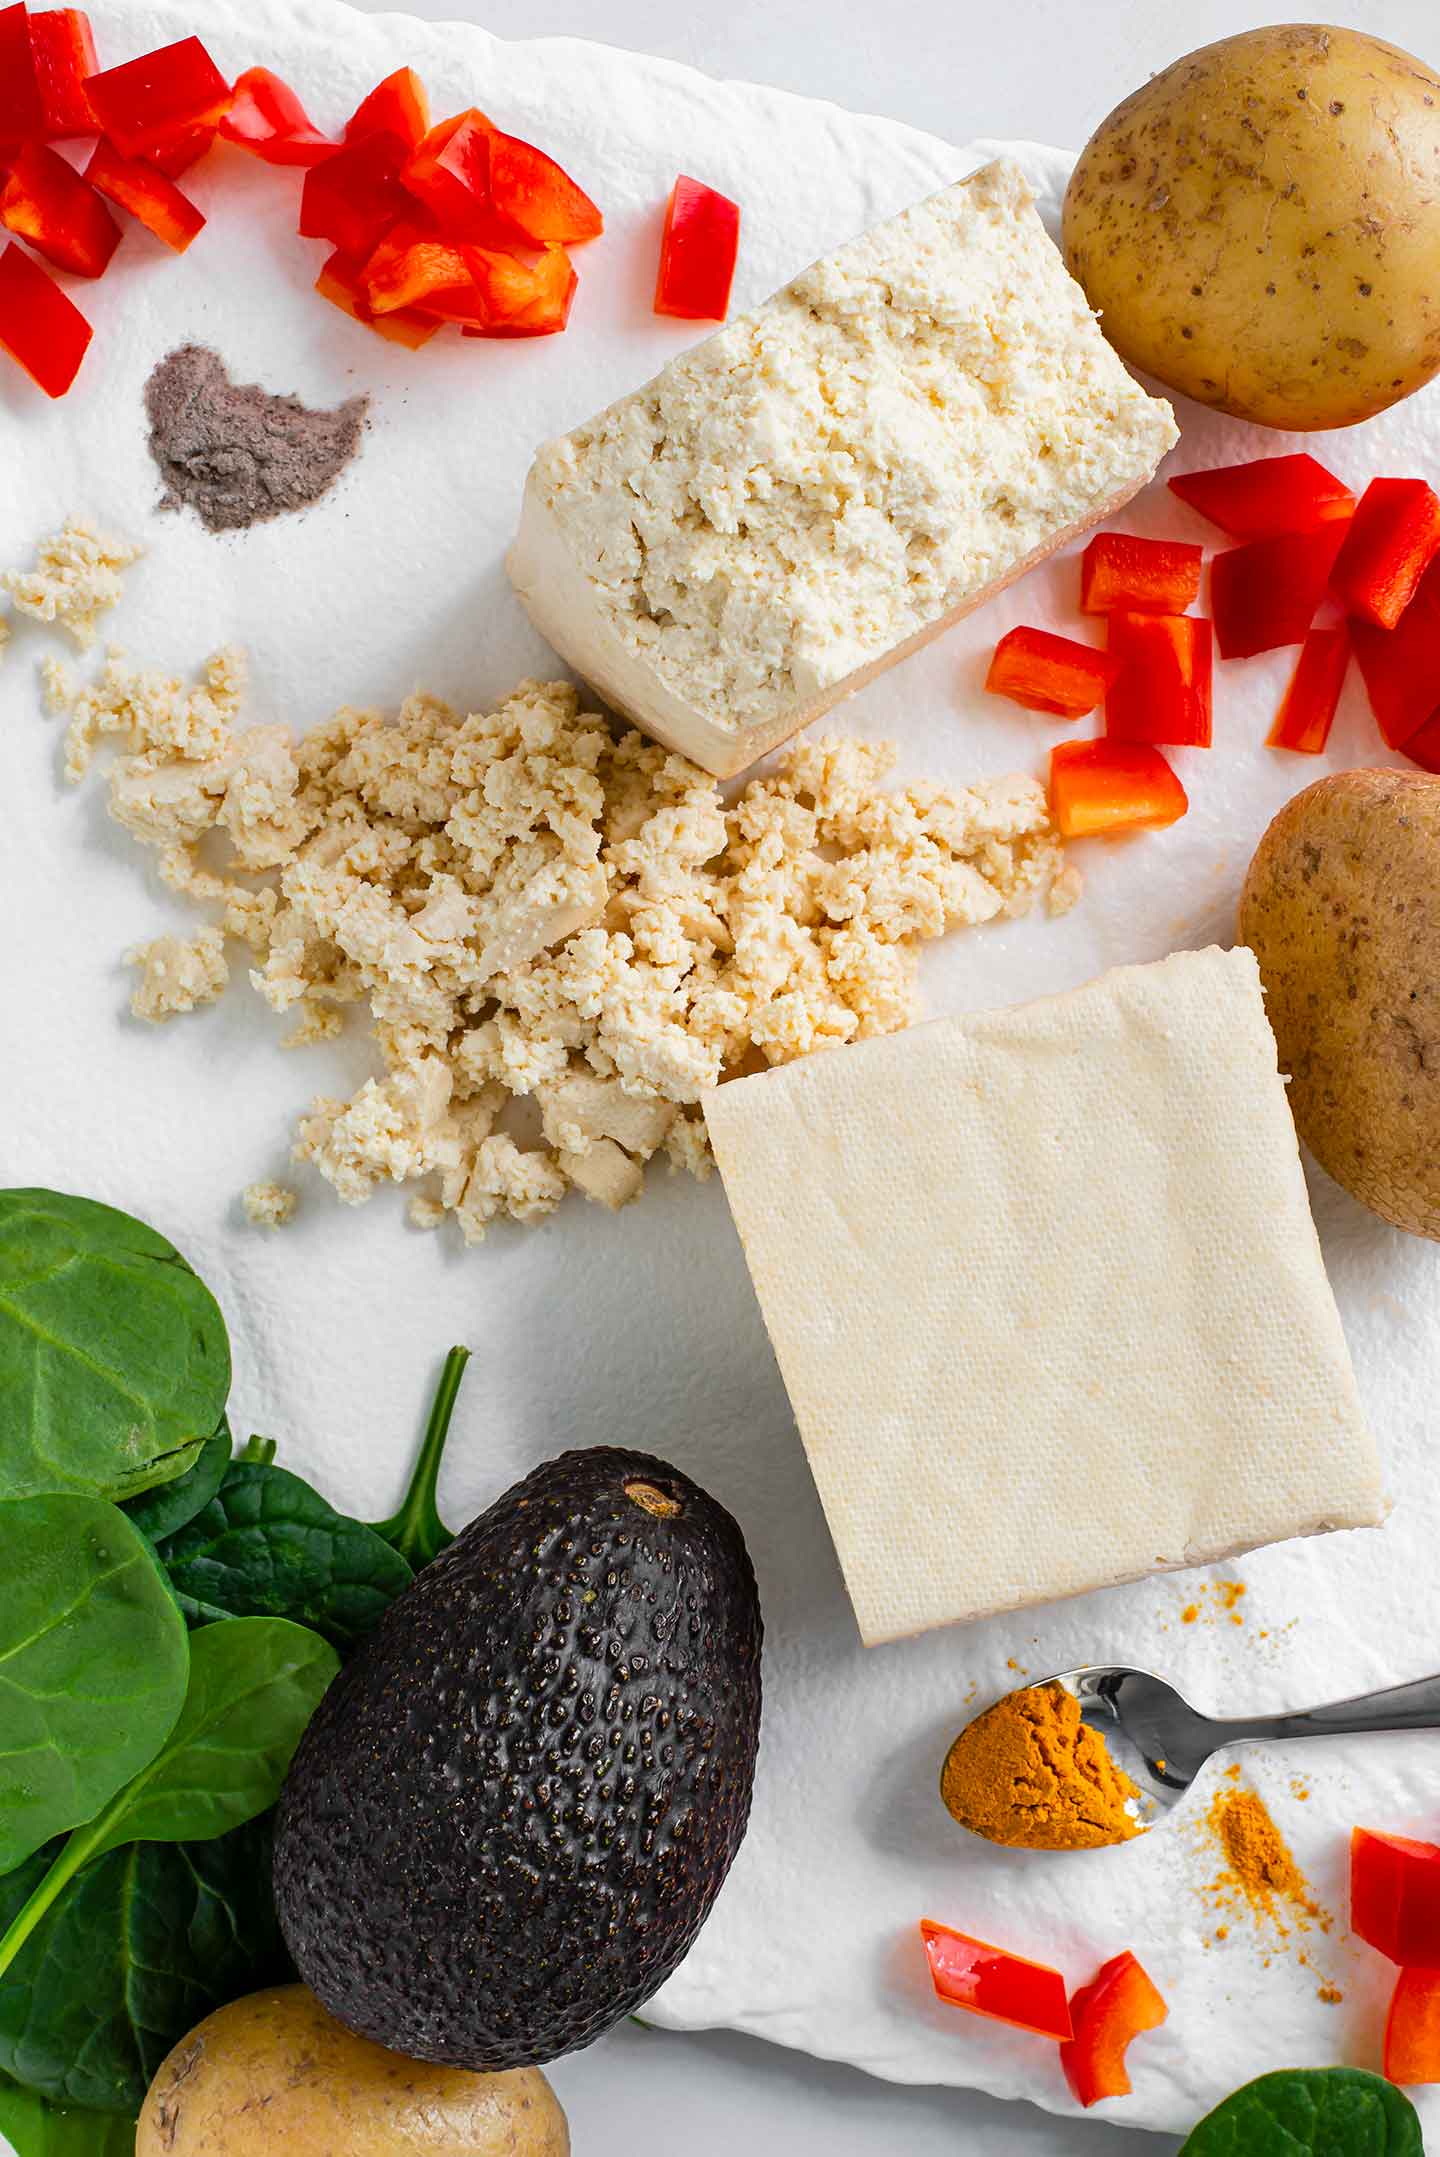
[508,159,1177,778]
[703,947,1384,1646]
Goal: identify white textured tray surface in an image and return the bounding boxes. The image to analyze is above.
[3,0,1439,2134]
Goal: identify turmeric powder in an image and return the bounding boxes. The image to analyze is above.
[940,1683,1143,1851]
[1203,1784,1326,1933]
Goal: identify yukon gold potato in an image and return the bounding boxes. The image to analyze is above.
[136,1987,570,2157]
[1239,770,1440,1239]
[1063,26,1440,430]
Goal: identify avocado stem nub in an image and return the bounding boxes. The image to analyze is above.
[372,1346,470,1571]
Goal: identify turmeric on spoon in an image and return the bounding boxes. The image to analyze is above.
[941,1683,1143,1851]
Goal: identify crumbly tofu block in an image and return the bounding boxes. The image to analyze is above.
[509,159,1177,777]
[704,947,1384,1646]
[127,926,229,1021]
[3,517,143,648]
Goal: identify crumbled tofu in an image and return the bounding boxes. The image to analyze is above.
[508,160,1177,776]
[59,655,1073,1240]
[242,1181,298,1229]
[0,614,9,661]
[3,518,143,649]
[128,926,229,1022]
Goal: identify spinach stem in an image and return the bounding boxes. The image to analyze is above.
[371,1346,469,1570]
[0,1819,103,1981]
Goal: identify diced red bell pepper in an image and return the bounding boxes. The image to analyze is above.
[458,244,576,336]
[314,248,438,347]
[361,219,480,316]
[86,136,203,252]
[0,140,119,277]
[1106,611,1212,746]
[0,238,90,393]
[985,625,1120,717]
[300,129,413,262]
[1350,556,1440,750]
[1330,477,1440,631]
[220,66,334,167]
[1268,627,1350,755]
[85,36,232,159]
[1353,1830,1440,1967]
[1400,708,1440,774]
[1080,533,1203,616]
[30,8,97,136]
[655,173,739,321]
[1059,1952,1168,2109]
[481,119,602,248]
[345,66,428,149]
[1210,525,1347,660]
[1386,1968,1440,2087]
[400,112,489,238]
[150,125,214,176]
[0,3,45,146]
[1169,454,1356,540]
[1048,739,1188,839]
[919,1919,1073,2042]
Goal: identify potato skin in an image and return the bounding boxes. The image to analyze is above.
[1239,770,1440,1240]
[1063,25,1440,430]
[136,1987,570,2157]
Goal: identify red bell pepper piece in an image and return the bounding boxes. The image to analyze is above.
[1330,477,1440,631]
[150,126,213,176]
[1386,1968,1440,2086]
[400,112,488,238]
[919,1919,1073,2041]
[300,130,413,263]
[30,8,97,136]
[1106,612,1212,746]
[220,66,334,168]
[655,173,739,320]
[1400,708,1440,773]
[361,219,481,316]
[1210,524,1347,659]
[0,238,90,393]
[1169,454,1355,540]
[1268,627,1350,755]
[314,248,438,348]
[1353,1830,1440,1967]
[85,36,232,158]
[1080,533,1203,616]
[0,3,45,146]
[481,119,602,248]
[458,244,576,336]
[1350,556,1440,750]
[86,136,203,252]
[346,66,428,149]
[985,626,1120,717]
[0,140,119,277]
[1048,739,1188,839]
[1059,1952,1168,2108]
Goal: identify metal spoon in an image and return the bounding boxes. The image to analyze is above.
[1053,1663,1440,1834]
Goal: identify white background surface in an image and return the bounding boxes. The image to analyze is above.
[328,4,1433,2153]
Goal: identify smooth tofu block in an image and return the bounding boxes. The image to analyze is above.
[703,946,1384,1646]
[508,160,1177,778]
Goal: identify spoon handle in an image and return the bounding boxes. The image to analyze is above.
[1220,1671,1440,1746]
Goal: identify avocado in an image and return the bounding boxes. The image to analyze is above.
[272,1445,763,2069]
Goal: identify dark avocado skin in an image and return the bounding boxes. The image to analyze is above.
[272,1445,763,2069]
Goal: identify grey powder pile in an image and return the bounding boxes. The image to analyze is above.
[144,344,369,534]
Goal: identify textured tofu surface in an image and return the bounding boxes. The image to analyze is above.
[509,159,1177,774]
[703,947,1384,1646]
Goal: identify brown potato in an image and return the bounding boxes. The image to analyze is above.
[1063,25,1440,430]
[1239,769,1440,1239]
[136,1986,569,2157]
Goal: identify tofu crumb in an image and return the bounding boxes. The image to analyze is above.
[242,1180,298,1229]
[3,518,143,649]
[59,653,1073,1240]
[0,614,9,661]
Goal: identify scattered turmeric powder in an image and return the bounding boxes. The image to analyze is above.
[1202,1783,1330,1937]
[1180,1581,1248,1627]
[940,1683,1143,1851]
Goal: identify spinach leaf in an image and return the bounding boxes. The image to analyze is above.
[0,1617,337,1983]
[1180,2068,1423,2155]
[0,1817,287,2116]
[0,1498,189,1875]
[0,2079,133,2156]
[119,1419,232,1545]
[155,1460,412,1649]
[0,1192,230,1505]
[370,1345,469,1569]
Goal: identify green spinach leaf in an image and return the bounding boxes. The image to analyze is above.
[155,1460,412,1648]
[0,1192,230,1504]
[1180,2068,1423,2156]
[119,1419,232,1546]
[0,1617,337,1982]
[0,1817,287,2116]
[0,2079,133,2156]
[0,1498,189,1875]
